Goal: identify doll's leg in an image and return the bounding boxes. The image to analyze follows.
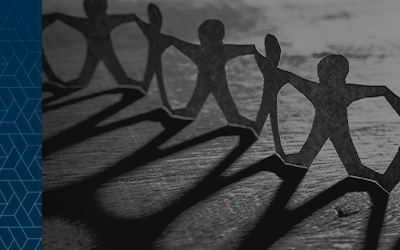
[139,54,157,92]
[172,83,209,119]
[69,49,101,88]
[102,47,135,85]
[382,147,400,192]
[270,104,285,158]
[213,83,254,128]
[286,122,328,167]
[254,92,276,134]
[385,89,400,116]
[331,129,382,182]
[155,62,171,110]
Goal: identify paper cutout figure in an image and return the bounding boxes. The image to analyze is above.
[381,147,400,192]
[51,0,143,92]
[385,88,400,116]
[42,14,63,84]
[168,19,257,132]
[283,54,400,192]
[253,34,289,157]
[134,3,173,110]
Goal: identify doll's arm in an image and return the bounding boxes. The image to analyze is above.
[108,14,137,29]
[224,44,256,60]
[254,50,265,69]
[346,84,387,104]
[133,16,153,37]
[288,72,319,103]
[55,13,86,33]
[385,88,400,116]
[170,36,199,62]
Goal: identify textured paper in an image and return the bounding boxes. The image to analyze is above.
[41,3,400,193]
[134,3,173,110]
[169,19,256,132]
[253,34,289,155]
[284,54,400,192]
[52,0,140,90]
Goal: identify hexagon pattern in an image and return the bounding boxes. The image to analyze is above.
[0,0,42,249]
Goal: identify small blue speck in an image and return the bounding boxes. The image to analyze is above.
[237,201,240,205]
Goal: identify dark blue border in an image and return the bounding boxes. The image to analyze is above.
[0,0,42,249]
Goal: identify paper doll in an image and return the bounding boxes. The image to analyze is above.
[282,54,400,192]
[42,14,63,84]
[134,3,173,110]
[253,34,289,157]
[168,19,257,131]
[51,0,143,92]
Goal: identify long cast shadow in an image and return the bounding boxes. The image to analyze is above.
[43,91,391,249]
[43,121,259,249]
[147,156,307,249]
[90,129,260,249]
[128,158,389,250]
[43,125,256,214]
[42,82,81,105]
[239,175,389,250]
[43,87,147,157]
[133,133,258,249]
[130,151,391,250]
[44,127,390,250]
[43,87,139,113]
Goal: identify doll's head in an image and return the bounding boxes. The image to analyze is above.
[264,34,281,67]
[317,54,349,85]
[148,3,162,31]
[198,19,225,45]
[83,0,108,19]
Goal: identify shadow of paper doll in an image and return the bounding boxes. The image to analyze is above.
[240,174,390,250]
[42,14,63,84]
[168,19,257,136]
[48,0,144,93]
[134,3,173,110]
[282,54,400,193]
[253,34,289,157]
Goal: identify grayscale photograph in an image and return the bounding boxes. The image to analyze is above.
[42,0,400,249]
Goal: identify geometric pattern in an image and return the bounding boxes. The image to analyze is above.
[0,0,42,249]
